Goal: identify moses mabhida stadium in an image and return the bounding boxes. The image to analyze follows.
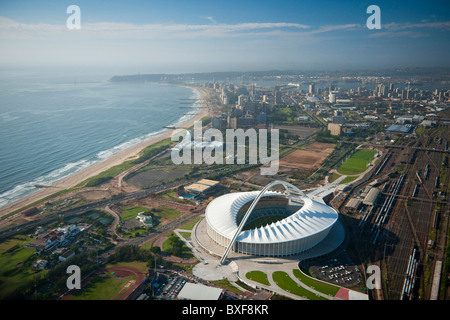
[203,181,339,265]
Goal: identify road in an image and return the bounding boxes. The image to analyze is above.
[0,162,253,240]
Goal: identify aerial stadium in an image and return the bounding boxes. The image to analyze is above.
[204,181,339,264]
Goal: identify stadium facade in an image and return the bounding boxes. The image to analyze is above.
[205,181,339,260]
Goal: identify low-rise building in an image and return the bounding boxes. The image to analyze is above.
[363,188,381,206]
[184,179,219,197]
[177,282,223,300]
[136,212,153,228]
[59,250,75,262]
[33,259,48,269]
[345,198,362,212]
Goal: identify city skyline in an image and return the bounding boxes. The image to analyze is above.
[0,0,449,73]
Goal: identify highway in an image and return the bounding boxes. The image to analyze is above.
[0,163,252,240]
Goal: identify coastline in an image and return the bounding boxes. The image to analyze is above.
[0,85,211,218]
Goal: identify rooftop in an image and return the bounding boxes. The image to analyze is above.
[177,282,223,300]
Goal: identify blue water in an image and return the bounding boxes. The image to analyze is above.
[0,72,200,209]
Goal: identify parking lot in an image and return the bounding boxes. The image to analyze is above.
[153,273,187,299]
[308,257,361,288]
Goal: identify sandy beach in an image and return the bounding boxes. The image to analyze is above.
[0,85,212,217]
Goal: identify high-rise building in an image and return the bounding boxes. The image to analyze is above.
[328,123,342,136]
[222,94,229,105]
[238,95,245,107]
[376,84,385,97]
[275,90,282,104]
[380,84,386,97]
[329,93,336,103]
[309,84,315,95]
[389,83,394,92]
[228,117,237,129]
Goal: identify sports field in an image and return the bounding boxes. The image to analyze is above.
[278,142,335,174]
[65,264,146,300]
[337,149,377,175]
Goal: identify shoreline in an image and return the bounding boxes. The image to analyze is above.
[0,84,212,218]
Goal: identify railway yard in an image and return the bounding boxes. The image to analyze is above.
[340,123,450,300]
[0,105,449,301]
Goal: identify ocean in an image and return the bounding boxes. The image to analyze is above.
[0,71,200,209]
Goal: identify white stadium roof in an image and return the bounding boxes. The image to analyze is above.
[205,190,338,245]
[177,282,223,300]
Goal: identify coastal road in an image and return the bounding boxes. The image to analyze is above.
[0,163,254,240]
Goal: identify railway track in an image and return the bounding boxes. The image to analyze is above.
[349,128,449,299]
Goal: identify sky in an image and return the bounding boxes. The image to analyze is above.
[0,0,449,74]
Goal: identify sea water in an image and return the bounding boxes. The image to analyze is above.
[0,71,200,209]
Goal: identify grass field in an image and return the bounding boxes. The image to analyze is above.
[337,149,377,175]
[69,261,147,300]
[242,215,287,231]
[68,272,137,300]
[292,269,340,297]
[180,217,202,230]
[106,261,149,273]
[153,206,183,220]
[328,172,341,183]
[0,235,43,299]
[246,271,271,286]
[120,206,150,221]
[179,231,191,239]
[339,175,358,184]
[212,278,244,295]
[272,271,328,300]
[162,233,195,259]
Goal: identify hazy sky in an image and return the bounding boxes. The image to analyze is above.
[0,0,449,74]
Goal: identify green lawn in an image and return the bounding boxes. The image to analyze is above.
[153,206,183,220]
[246,271,271,286]
[337,149,377,175]
[68,273,137,300]
[292,269,340,297]
[0,235,43,299]
[120,206,150,221]
[179,231,191,239]
[212,278,244,295]
[272,271,328,300]
[79,138,173,188]
[243,215,286,231]
[328,172,341,183]
[81,160,136,187]
[162,233,194,259]
[180,217,202,230]
[339,175,358,184]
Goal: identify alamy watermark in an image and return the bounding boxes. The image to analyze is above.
[66,265,81,290]
[366,5,381,30]
[171,121,279,175]
[66,5,81,30]
[366,265,382,290]
[66,4,380,31]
